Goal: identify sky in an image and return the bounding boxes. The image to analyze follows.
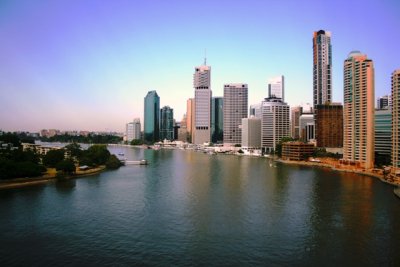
[0,0,399,132]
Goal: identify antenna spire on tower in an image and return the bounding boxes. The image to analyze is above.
[204,49,207,65]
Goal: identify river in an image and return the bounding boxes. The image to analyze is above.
[0,146,399,266]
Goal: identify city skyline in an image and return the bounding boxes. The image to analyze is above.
[1,0,399,132]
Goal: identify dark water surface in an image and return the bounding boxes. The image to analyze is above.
[1,147,399,266]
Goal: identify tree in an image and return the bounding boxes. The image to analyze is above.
[105,155,122,169]
[0,132,21,147]
[42,149,65,167]
[65,142,83,158]
[130,139,143,145]
[85,145,110,165]
[56,159,76,174]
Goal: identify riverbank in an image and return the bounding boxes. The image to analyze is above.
[276,158,400,186]
[395,187,400,198]
[0,166,106,190]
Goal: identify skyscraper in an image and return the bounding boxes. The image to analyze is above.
[211,97,223,143]
[144,90,160,143]
[160,106,174,141]
[261,97,290,153]
[223,83,248,146]
[315,103,343,148]
[290,106,303,139]
[391,69,400,172]
[343,51,375,169]
[186,98,195,143]
[377,95,391,109]
[268,75,284,101]
[126,118,141,142]
[193,62,212,144]
[299,114,315,142]
[375,108,391,164]
[241,116,261,149]
[313,30,332,107]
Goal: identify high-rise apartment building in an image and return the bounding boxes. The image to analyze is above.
[211,97,223,143]
[126,118,141,142]
[313,30,332,107]
[343,51,375,169]
[241,116,261,149]
[290,106,303,139]
[391,69,400,172]
[268,75,284,101]
[261,97,290,153]
[315,104,343,148]
[144,90,160,143]
[160,106,174,141]
[223,83,248,146]
[193,63,212,144]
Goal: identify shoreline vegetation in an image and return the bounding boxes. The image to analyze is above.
[0,132,123,189]
[0,166,106,190]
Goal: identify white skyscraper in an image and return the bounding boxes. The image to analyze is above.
[268,75,284,101]
[223,83,248,146]
[242,116,261,149]
[126,118,141,142]
[193,62,212,144]
[261,98,290,153]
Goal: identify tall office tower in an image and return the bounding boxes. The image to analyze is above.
[186,98,195,143]
[126,118,141,142]
[392,69,400,172]
[211,97,223,143]
[290,106,303,139]
[241,116,261,149]
[299,114,315,142]
[178,114,188,142]
[343,51,375,169]
[261,97,290,153]
[193,63,212,144]
[268,75,285,101]
[249,103,262,118]
[160,106,174,141]
[315,104,343,147]
[223,83,248,146]
[375,108,391,164]
[313,30,332,107]
[377,95,390,109]
[144,90,160,143]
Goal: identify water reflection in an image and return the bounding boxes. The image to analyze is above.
[55,179,76,193]
[1,146,399,266]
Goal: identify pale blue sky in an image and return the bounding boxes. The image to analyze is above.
[0,0,399,132]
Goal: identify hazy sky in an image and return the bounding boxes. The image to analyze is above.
[1,0,399,132]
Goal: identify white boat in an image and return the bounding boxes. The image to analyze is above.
[125,159,148,165]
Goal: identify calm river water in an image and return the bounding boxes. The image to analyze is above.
[1,146,400,266]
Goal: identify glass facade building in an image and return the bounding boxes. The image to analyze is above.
[160,106,174,141]
[144,90,160,143]
[211,97,223,143]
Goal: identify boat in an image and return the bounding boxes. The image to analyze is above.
[125,159,148,165]
[118,152,124,156]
